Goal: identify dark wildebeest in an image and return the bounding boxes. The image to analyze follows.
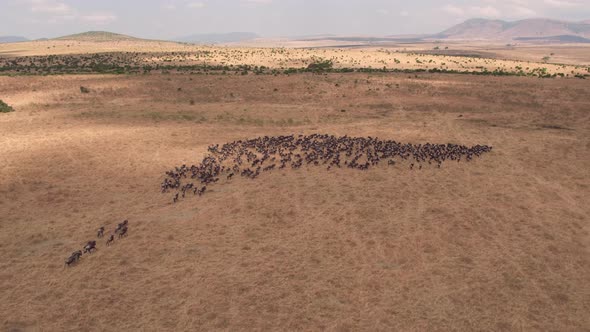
[97,226,105,238]
[115,220,128,234]
[83,241,97,253]
[106,234,115,246]
[118,226,128,238]
[65,250,82,267]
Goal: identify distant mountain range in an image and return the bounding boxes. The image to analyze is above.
[2,18,590,45]
[433,18,590,41]
[52,31,260,44]
[0,36,28,43]
[296,18,590,44]
[55,31,140,42]
[176,32,259,44]
[514,35,590,43]
[1,31,260,45]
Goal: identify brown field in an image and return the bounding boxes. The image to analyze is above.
[1,49,590,330]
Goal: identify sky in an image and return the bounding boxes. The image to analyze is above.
[1,0,590,39]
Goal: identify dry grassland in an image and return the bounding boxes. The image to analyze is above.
[1,40,589,77]
[0,70,589,330]
[241,38,590,65]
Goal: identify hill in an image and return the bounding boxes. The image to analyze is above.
[515,35,590,43]
[435,18,590,41]
[176,32,259,44]
[0,36,29,43]
[55,31,140,42]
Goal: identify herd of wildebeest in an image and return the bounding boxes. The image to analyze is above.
[65,134,492,267]
[161,134,493,202]
[64,220,128,267]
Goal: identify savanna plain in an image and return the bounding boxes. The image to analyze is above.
[0,41,589,331]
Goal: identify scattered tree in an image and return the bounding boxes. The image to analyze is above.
[306,59,333,73]
[0,100,14,113]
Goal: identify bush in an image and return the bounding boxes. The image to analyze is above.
[306,59,333,73]
[0,100,14,113]
[80,86,90,93]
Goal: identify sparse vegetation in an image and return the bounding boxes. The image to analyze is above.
[0,45,586,79]
[0,99,14,113]
[306,59,334,73]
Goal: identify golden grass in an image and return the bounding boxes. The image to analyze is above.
[1,40,589,76]
[0,72,589,331]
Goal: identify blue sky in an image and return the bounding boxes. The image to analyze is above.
[1,0,589,39]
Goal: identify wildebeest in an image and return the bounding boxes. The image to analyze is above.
[106,234,114,246]
[198,186,206,196]
[65,250,82,267]
[161,134,493,201]
[115,220,128,234]
[118,226,128,238]
[83,241,97,253]
[97,226,105,238]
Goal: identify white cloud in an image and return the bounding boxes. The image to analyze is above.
[239,0,272,8]
[442,3,506,18]
[79,13,117,25]
[400,10,410,17]
[462,0,584,18]
[46,14,76,24]
[511,5,536,16]
[442,4,465,16]
[470,5,501,17]
[19,0,117,25]
[29,0,72,14]
[187,2,205,8]
[544,0,582,8]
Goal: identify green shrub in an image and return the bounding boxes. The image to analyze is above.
[306,59,333,73]
[0,100,14,113]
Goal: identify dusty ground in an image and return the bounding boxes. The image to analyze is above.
[0,72,589,331]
